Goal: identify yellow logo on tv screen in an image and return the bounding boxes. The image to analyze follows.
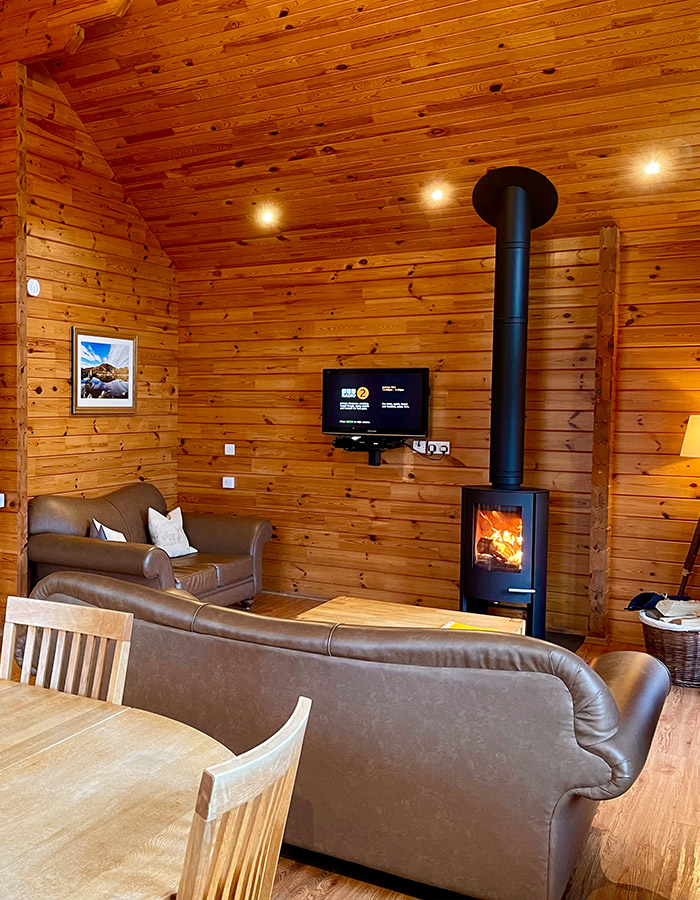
[357,386,369,400]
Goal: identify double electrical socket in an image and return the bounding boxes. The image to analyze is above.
[412,440,451,456]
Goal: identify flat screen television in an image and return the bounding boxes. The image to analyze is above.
[322,368,430,438]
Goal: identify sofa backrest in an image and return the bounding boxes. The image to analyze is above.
[30,571,620,751]
[28,483,168,544]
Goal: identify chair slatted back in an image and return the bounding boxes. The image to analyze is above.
[178,696,312,900]
[0,596,133,704]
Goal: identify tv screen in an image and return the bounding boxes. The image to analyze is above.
[322,368,430,437]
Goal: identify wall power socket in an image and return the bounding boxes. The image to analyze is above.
[222,476,236,489]
[412,440,451,456]
[428,441,451,455]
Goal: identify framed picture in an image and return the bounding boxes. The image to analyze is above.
[71,327,137,414]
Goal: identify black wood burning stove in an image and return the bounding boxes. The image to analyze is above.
[459,167,558,639]
[461,486,549,638]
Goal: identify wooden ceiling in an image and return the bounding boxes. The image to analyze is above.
[45,0,700,267]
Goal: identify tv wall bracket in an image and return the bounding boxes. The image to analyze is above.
[332,435,405,466]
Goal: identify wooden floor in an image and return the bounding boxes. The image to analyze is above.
[253,593,697,900]
[275,854,420,900]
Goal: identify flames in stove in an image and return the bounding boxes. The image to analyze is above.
[474,506,523,572]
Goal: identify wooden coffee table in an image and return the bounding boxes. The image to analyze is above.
[297,595,526,634]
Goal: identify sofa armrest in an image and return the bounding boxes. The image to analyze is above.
[181,513,273,593]
[580,651,670,800]
[27,533,175,589]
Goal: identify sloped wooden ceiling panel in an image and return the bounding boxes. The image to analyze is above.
[46,0,700,267]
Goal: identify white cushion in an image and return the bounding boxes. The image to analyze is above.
[91,519,127,542]
[148,506,197,558]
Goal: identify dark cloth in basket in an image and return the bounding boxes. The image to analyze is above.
[627,591,690,611]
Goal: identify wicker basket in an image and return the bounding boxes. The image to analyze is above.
[640,611,700,687]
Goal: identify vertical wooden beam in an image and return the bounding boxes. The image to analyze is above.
[0,62,28,612]
[15,63,28,597]
[588,224,621,638]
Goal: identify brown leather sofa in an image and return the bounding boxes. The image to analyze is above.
[30,572,670,900]
[27,484,272,607]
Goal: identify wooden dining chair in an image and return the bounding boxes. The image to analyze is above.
[0,596,133,704]
[177,695,312,900]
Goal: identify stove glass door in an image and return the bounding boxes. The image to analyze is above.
[473,504,523,573]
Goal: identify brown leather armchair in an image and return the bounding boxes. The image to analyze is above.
[27,483,272,607]
[30,572,671,900]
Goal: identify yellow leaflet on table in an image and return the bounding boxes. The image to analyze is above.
[441,621,500,632]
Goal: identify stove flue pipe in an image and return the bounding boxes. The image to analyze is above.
[472,167,558,491]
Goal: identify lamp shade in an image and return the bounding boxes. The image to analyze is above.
[680,415,700,457]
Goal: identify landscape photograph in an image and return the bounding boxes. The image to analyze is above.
[72,329,137,412]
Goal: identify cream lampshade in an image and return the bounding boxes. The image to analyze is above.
[680,416,700,457]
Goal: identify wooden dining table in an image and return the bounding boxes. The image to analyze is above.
[0,680,233,899]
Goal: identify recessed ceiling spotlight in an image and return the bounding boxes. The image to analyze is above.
[425,183,449,206]
[645,160,661,175]
[256,205,280,227]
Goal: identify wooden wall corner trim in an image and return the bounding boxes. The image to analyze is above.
[588,223,621,638]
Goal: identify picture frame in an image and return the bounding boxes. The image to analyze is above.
[71,327,138,415]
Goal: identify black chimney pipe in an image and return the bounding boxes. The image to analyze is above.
[472,167,558,490]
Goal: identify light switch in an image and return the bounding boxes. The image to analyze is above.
[224,443,236,455]
[222,477,236,489]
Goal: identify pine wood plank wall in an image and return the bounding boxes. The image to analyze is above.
[179,235,598,633]
[0,62,28,607]
[24,66,179,505]
[609,227,700,644]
